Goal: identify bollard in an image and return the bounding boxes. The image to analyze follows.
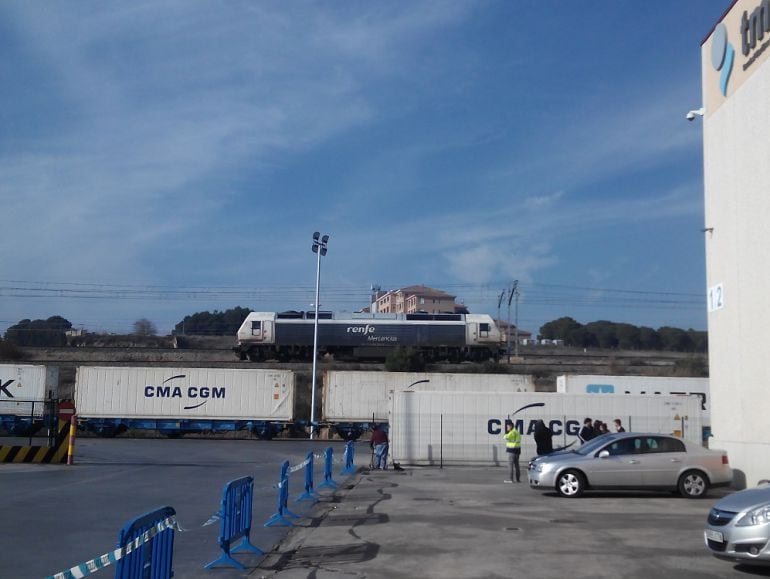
[205,476,263,570]
[115,506,176,579]
[341,441,357,474]
[265,460,300,527]
[317,447,338,490]
[296,451,320,502]
[67,415,77,466]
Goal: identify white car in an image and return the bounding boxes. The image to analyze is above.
[528,432,732,498]
[705,482,770,565]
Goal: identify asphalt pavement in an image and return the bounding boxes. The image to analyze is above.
[251,464,770,579]
[4,438,770,579]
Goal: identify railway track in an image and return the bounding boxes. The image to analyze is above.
[15,345,707,398]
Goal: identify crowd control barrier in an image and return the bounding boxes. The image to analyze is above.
[296,451,320,502]
[318,446,338,490]
[47,508,179,579]
[48,444,360,577]
[264,460,301,527]
[341,441,356,474]
[115,506,177,579]
[205,476,263,570]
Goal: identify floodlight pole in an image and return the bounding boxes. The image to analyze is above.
[310,232,329,440]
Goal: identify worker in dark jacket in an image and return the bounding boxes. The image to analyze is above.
[370,424,390,470]
[578,417,595,445]
[533,419,554,455]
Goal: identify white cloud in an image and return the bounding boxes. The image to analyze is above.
[0,1,711,334]
[1,2,473,281]
[525,191,565,209]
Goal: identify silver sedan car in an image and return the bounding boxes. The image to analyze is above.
[705,483,770,565]
[528,432,732,498]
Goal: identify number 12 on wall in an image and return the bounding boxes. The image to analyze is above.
[708,283,724,312]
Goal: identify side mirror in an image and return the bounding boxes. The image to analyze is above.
[598,450,610,459]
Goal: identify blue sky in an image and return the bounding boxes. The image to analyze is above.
[0,1,728,336]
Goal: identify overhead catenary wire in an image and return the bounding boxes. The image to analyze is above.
[0,278,705,334]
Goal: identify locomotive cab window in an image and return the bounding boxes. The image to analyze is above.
[479,322,490,337]
[251,320,261,336]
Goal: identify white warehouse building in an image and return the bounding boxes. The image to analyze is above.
[701,0,770,488]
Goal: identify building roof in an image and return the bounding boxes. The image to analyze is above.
[394,285,456,299]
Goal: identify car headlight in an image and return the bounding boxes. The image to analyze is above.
[736,504,770,527]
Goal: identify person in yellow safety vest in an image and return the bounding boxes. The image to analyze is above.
[504,422,522,483]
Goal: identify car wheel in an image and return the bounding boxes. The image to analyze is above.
[678,470,710,498]
[556,469,585,498]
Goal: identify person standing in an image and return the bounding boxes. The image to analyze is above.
[613,418,626,432]
[533,419,554,456]
[578,417,595,445]
[503,422,522,483]
[370,424,389,470]
[594,420,609,436]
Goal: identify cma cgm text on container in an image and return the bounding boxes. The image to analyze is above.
[391,391,704,466]
[74,366,295,439]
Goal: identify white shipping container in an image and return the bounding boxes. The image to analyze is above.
[75,367,294,421]
[556,375,709,398]
[556,375,710,428]
[0,364,59,417]
[322,370,534,422]
[390,390,703,466]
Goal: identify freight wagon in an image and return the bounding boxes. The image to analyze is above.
[556,374,711,441]
[74,366,295,439]
[0,364,59,435]
[390,390,704,466]
[322,370,535,440]
[235,310,502,362]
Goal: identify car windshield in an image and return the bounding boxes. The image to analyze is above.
[573,434,620,455]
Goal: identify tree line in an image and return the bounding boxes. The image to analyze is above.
[538,317,707,353]
[2,309,707,353]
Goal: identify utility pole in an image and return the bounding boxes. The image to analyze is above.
[497,289,505,333]
[513,283,520,358]
[506,280,519,362]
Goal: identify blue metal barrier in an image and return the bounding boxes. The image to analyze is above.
[205,476,264,570]
[341,441,357,474]
[318,447,338,490]
[296,451,320,502]
[265,460,300,527]
[115,506,176,579]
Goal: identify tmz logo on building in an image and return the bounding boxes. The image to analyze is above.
[143,374,225,410]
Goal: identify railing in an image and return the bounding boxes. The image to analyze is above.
[205,476,263,569]
[115,506,177,579]
[45,443,359,577]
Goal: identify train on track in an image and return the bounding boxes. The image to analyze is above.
[234,310,503,362]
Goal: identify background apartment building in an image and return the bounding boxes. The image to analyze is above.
[371,285,459,314]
